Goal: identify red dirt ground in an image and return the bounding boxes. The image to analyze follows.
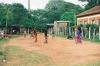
[7,34,100,66]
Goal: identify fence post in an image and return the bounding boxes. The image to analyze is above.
[85,28,87,38]
[99,26,100,40]
[89,27,91,39]
[58,28,60,35]
[69,27,71,36]
[81,27,83,37]
[93,29,96,40]
[64,27,66,36]
[63,27,64,35]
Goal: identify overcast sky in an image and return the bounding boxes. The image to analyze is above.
[0,0,87,10]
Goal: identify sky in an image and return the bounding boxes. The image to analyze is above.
[0,0,87,10]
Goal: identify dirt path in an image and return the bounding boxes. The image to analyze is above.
[7,34,100,66]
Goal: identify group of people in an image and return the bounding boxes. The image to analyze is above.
[24,29,48,44]
[23,27,82,44]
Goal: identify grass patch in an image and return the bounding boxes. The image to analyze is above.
[0,38,9,66]
[0,38,8,45]
[5,46,56,66]
[0,38,8,59]
[0,35,20,64]
[83,38,100,43]
[73,59,100,66]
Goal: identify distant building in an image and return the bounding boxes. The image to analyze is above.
[77,5,100,25]
[47,23,54,34]
[54,21,70,35]
[47,21,70,35]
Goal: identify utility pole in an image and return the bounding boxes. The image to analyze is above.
[28,0,30,34]
[28,0,30,12]
[99,26,100,40]
[5,8,9,35]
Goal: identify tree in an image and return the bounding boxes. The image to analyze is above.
[60,12,75,26]
[31,9,49,31]
[60,4,83,26]
[79,0,100,10]
[0,3,36,33]
[0,3,6,27]
[5,4,14,27]
[45,0,65,23]
[45,0,83,23]
[45,0,66,14]
[0,2,83,32]
[79,0,100,2]
[0,3,13,28]
[11,3,28,26]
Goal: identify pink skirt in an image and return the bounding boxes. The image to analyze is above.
[76,36,81,43]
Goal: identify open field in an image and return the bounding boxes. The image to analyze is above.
[1,34,100,66]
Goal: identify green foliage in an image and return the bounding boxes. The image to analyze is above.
[90,24,98,29]
[45,0,83,25]
[0,38,8,63]
[45,0,65,13]
[0,1,83,32]
[73,59,100,66]
[31,3,83,31]
[45,0,65,23]
[78,24,84,28]
[31,9,49,31]
[79,0,100,10]
[60,12,75,24]
[80,24,98,30]
[6,46,56,66]
[0,3,8,27]
[84,24,90,29]
[0,3,34,31]
[11,3,29,27]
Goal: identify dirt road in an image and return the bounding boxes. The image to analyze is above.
[7,34,100,66]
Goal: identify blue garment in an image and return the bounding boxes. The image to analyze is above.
[77,30,81,37]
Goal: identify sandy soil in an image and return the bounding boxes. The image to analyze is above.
[6,34,100,66]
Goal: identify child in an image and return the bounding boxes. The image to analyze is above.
[24,30,27,38]
[33,30,37,43]
[75,27,82,44]
[52,29,55,38]
[44,29,48,43]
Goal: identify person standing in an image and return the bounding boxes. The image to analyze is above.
[33,30,37,43]
[75,27,82,44]
[52,29,55,38]
[24,30,27,38]
[44,29,48,44]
